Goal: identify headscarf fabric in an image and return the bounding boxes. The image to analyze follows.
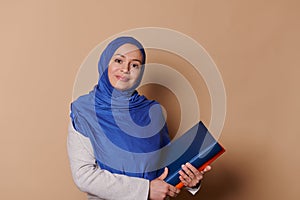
[70,36,170,180]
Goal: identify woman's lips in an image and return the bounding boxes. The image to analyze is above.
[116,75,129,82]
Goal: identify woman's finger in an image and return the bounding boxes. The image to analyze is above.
[168,185,180,194]
[185,163,202,179]
[167,190,176,197]
[179,170,191,182]
[186,163,203,180]
[185,163,198,173]
[181,164,194,179]
[179,175,188,186]
[203,165,212,172]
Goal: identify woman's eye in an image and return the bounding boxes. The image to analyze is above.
[114,59,122,64]
[131,63,140,68]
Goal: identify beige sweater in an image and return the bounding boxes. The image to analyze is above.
[67,123,149,200]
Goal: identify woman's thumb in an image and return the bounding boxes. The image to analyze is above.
[158,167,168,180]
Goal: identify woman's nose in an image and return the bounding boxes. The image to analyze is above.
[120,62,130,73]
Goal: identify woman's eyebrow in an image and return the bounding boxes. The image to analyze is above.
[114,53,126,58]
[114,53,142,63]
[131,58,142,63]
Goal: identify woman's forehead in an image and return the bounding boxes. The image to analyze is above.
[113,44,143,58]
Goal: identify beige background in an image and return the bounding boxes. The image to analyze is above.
[1,0,299,199]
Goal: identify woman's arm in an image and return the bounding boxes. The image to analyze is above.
[67,123,149,200]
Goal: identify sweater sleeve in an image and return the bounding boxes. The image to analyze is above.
[185,182,201,195]
[67,122,149,200]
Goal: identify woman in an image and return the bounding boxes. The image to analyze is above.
[67,36,210,200]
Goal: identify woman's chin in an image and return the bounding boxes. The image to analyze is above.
[114,85,131,92]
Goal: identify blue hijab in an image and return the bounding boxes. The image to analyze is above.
[70,37,170,180]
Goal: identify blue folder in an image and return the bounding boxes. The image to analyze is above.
[163,121,225,188]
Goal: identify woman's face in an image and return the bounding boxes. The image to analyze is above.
[108,43,143,91]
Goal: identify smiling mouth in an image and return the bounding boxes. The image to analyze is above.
[116,75,129,82]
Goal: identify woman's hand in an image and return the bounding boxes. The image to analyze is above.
[179,163,211,188]
[149,167,180,200]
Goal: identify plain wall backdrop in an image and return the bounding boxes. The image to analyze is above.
[0,0,299,199]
